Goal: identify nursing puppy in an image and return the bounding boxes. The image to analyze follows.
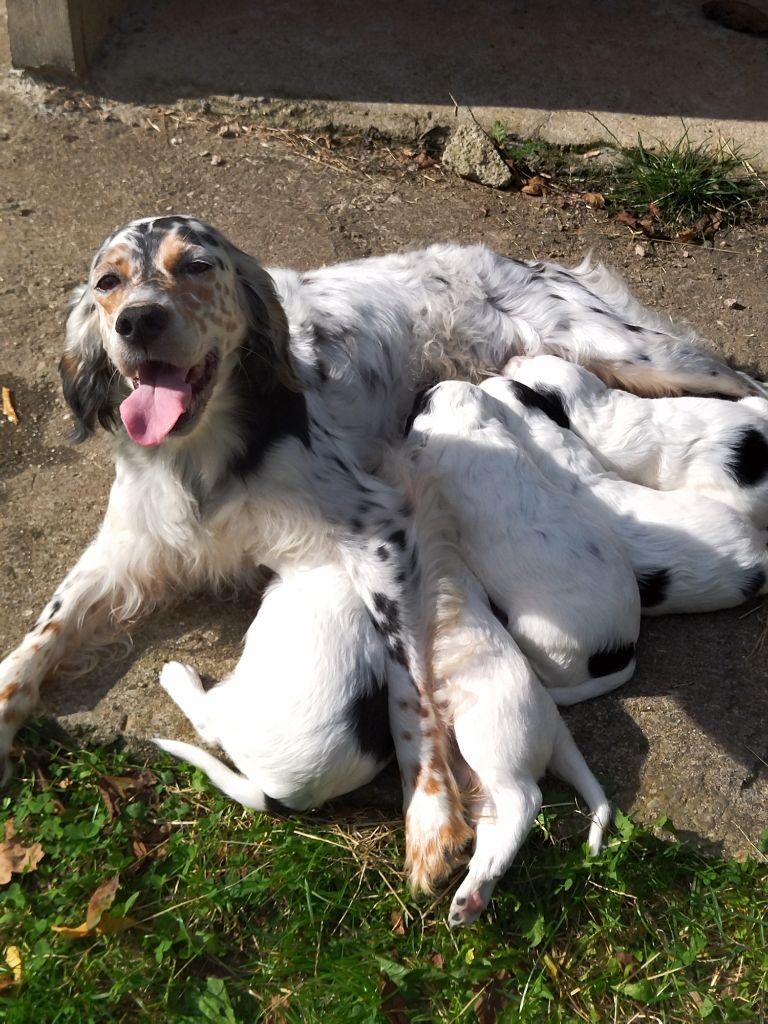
[426,562,611,926]
[505,354,768,527]
[408,381,641,704]
[154,562,394,812]
[481,377,768,614]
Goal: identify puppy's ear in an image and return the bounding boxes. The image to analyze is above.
[59,285,120,442]
[228,246,302,392]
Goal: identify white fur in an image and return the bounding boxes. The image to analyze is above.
[154,563,393,811]
[408,380,641,700]
[480,377,768,614]
[505,354,768,527]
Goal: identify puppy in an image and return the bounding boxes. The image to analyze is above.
[154,562,394,812]
[407,381,641,704]
[505,354,768,527]
[481,377,768,614]
[426,562,611,926]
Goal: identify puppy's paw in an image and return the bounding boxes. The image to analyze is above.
[448,888,489,929]
[159,661,202,699]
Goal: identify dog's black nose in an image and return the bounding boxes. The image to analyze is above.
[115,304,170,344]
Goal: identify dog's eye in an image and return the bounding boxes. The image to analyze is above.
[95,273,121,292]
[184,261,212,276]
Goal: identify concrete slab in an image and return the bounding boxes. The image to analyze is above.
[80,0,768,163]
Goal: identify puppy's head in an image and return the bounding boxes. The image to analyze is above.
[60,215,297,445]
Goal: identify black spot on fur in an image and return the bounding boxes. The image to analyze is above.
[404,385,437,435]
[488,598,508,628]
[638,568,670,608]
[315,358,329,384]
[198,231,222,249]
[264,793,293,816]
[547,293,564,302]
[226,344,310,480]
[373,592,400,633]
[349,673,394,762]
[726,429,768,488]
[638,354,651,363]
[350,519,363,533]
[47,598,62,621]
[586,541,603,561]
[587,643,636,678]
[508,380,570,430]
[626,323,643,333]
[740,567,766,599]
[376,545,390,561]
[389,529,407,550]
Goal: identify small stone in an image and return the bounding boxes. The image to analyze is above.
[441,125,513,189]
[725,298,746,310]
[634,242,648,257]
[210,154,225,166]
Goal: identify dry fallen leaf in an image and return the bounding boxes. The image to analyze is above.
[0,945,23,991]
[389,909,406,935]
[51,874,139,938]
[583,191,605,209]
[0,821,44,885]
[521,175,545,196]
[2,387,19,425]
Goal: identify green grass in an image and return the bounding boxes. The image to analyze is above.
[613,133,761,228]
[1,730,767,1023]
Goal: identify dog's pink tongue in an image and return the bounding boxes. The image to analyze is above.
[120,362,192,446]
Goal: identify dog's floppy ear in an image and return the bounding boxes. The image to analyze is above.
[59,285,121,442]
[228,245,302,392]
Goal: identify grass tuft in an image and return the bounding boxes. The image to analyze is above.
[613,132,762,227]
[1,729,767,1022]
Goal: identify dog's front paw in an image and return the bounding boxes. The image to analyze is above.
[159,662,202,700]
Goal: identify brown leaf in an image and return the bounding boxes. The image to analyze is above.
[51,875,138,938]
[380,976,411,1024]
[648,201,664,220]
[2,387,19,426]
[414,151,437,169]
[702,0,768,35]
[427,950,444,968]
[583,191,605,209]
[390,909,407,935]
[474,970,509,1024]
[616,209,670,240]
[0,945,22,992]
[0,821,44,885]
[521,175,545,196]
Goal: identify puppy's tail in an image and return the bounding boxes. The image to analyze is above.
[548,719,612,855]
[152,738,270,812]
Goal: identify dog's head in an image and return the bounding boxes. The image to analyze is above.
[61,215,298,445]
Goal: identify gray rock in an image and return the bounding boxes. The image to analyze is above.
[442,125,513,189]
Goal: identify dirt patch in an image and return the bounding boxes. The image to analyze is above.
[1,55,767,858]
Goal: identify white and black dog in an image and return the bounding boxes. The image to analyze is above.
[506,354,768,527]
[480,376,768,614]
[0,215,764,886]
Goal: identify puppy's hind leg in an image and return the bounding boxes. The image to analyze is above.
[152,738,270,811]
[159,662,219,746]
[548,718,611,855]
[448,781,542,927]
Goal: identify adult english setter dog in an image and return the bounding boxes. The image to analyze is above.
[0,214,763,889]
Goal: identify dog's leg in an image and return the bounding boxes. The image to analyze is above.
[548,719,611,855]
[388,666,471,892]
[461,251,765,399]
[448,782,542,927]
[309,432,472,891]
[158,662,221,746]
[0,508,171,784]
